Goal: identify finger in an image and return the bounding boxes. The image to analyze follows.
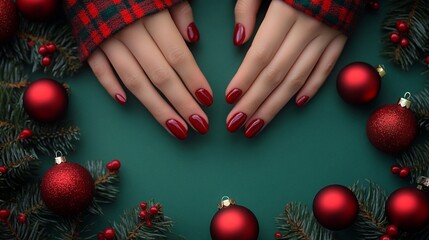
[143,11,213,107]
[100,38,189,140]
[295,34,347,107]
[117,20,209,135]
[170,1,199,43]
[87,49,127,105]
[226,1,297,104]
[241,34,335,137]
[233,0,263,45]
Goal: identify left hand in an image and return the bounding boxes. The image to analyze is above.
[226,0,347,138]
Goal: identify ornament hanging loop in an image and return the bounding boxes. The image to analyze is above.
[398,92,412,109]
[376,65,386,78]
[417,176,429,192]
[218,196,236,209]
[54,150,67,165]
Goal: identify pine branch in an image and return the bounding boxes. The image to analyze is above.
[52,216,93,240]
[275,202,333,240]
[0,151,39,191]
[397,143,429,182]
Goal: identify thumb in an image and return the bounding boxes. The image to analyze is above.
[234,0,262,46]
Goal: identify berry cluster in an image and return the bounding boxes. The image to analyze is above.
[0,209,27,225]
[139,202,160,227]
[106,159,121,172]
[391,165,410,178]
[389,20,410,48]
[98,227,116,240]
[38,43,56,67]
[379,225,399,240]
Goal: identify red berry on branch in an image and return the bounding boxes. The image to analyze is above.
[274,232,282,239]
[17,213,27,224]
[19,128,33,140]
[97,233,105,240]
[400,38,409,47]
[106,159,121,171]
[38,45,48,55]
[396,20,409,32]
[0,166,7,174]
[389,32,400,43]
[139,210,147,219]
[370,1,380,10]
[391,165,401,174]
[46,43,56,53]
[140,202,147,210]
[386,225,399,237]
[149,206,159,215]
[146,218,152,227]
[399,167,410,177]
[42,56,51,66]
[425,56,429,65]
[103,228,115,239]
[0,209,11,220]
[380,235,391,240]
[28,41,35,47]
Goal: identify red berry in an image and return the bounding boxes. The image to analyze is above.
[400,38,409,47]
[396,20,409,32]
[97,233,105,240]
[399,167,411,177]
[0,209,11,220]
[38,45,47,55]
[103,228,115,239]
[425,56,429,65]
[386,225,399,237]
[371,1,380,10]
[389,32,400,43]
[380,235,391,240]
[19,128,33,140]
[149,206,159,215]
[42,56,51,66]
[139,202,147,210]
[28,41,35,47]
[391,165,401,174]
[0,166,7,174]
[46,43,56,53]
[106,159,121,171]
[274,232,282,239]
[17,213,26,224]
[145,218,152,227]
[139,210,147,219]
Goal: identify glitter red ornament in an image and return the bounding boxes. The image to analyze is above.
[16,0,58,22]
[210,197,259,240]
[0,0,18,42]
[40,152,95,215]
[367,93,417,154]
[23,79,68,122]
[337,62,385,104]
[312,184,359,230]
[385,177,429,232]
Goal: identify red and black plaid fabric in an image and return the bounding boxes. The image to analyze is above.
[64,0,183,61]
[283,0,367,35]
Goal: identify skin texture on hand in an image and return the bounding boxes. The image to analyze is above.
[86,2,211,140]
[227,0,348,138]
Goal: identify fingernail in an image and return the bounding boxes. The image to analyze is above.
[195,88,213,107]
[189,114,209,135]
[226,88,242,104]
[166,119,188,140]
[296,95,309,108]
[115,94,126,105]
[187,22,200,43]
[245,119,264,138]
[233,23,245,46]
[227,112,247,133]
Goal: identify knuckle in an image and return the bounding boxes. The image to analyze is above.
[263,66,283,86]
[122,72,141,90]
[165,47,188,66]
[150,67,173,88]
[248,47,271,66]
[287,75,306,91]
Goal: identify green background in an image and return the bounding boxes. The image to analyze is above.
[52,1,427,239]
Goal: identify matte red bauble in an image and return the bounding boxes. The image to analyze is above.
[0,0,19,42]
[41,154,94,215]
[337,62,384,104]
[313,184,359,230]
[210,197,259,240]
[16,0,58,22]
[367,93,417,154]
[23,79,68,122]
[386,187,429,232]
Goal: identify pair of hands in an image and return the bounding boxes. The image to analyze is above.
[87,0,347,140]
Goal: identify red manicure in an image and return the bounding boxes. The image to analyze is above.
[227,112,247,133]
[187,22,200,43]
[195,88,213,107]
[189,114,209,135]
[166,119,188,140]
[245,119,265,138]
[226,88,242,104]
[233,23,245,46]
[296,95,309,107]
[115,94,126,105]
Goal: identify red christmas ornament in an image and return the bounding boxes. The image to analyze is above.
[23,78,68,122]
[386,225,399,237]
[337,62,384,104]
[386,177,429,232]
[19,128,32,140]
[0,166,7,174]
[367,93,417,154]
[210,197,259,240]
[389,32,400,43]
[0,209,10,220]
[106,159,121,172]
[399,167,410,178]
[312,184,359,230]
[0,0,18,42]
[400,38,409,47]
[17,213,26,224]
[40,153,94,215]
[42,56,51,66]
[16,0,58,22]
[396,20,409,32]
[103,228,115,239]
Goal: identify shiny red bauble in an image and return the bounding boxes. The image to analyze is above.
[337,62,382,104]
[23,79,68,122]
[367,103,417,154]
[41,162,95,215]
[312,184,359,230]
[0,0,19,42]
[210,204,259,240]
[385,187,429,232]
[16,0,58,22]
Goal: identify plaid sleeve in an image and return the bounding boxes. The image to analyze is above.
[64,0,184,61]
[283,0,367,35]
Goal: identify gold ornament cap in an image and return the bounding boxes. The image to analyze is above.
[218,196,236,209]
[398,92,412,109]
[54,151,67,165]
[376,65,386,78]
[417,176,429,192]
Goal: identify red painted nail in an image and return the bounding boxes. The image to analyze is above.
[195,88,213,107]
[166,119,188,140]
[296,95,309,107]
[245,119,265,138]
[227,112,247,133]
[226,88,242,104]
[115,94,126,105]
[187,22,200,43]
[189,114,209,135]
[233,23,245,46]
